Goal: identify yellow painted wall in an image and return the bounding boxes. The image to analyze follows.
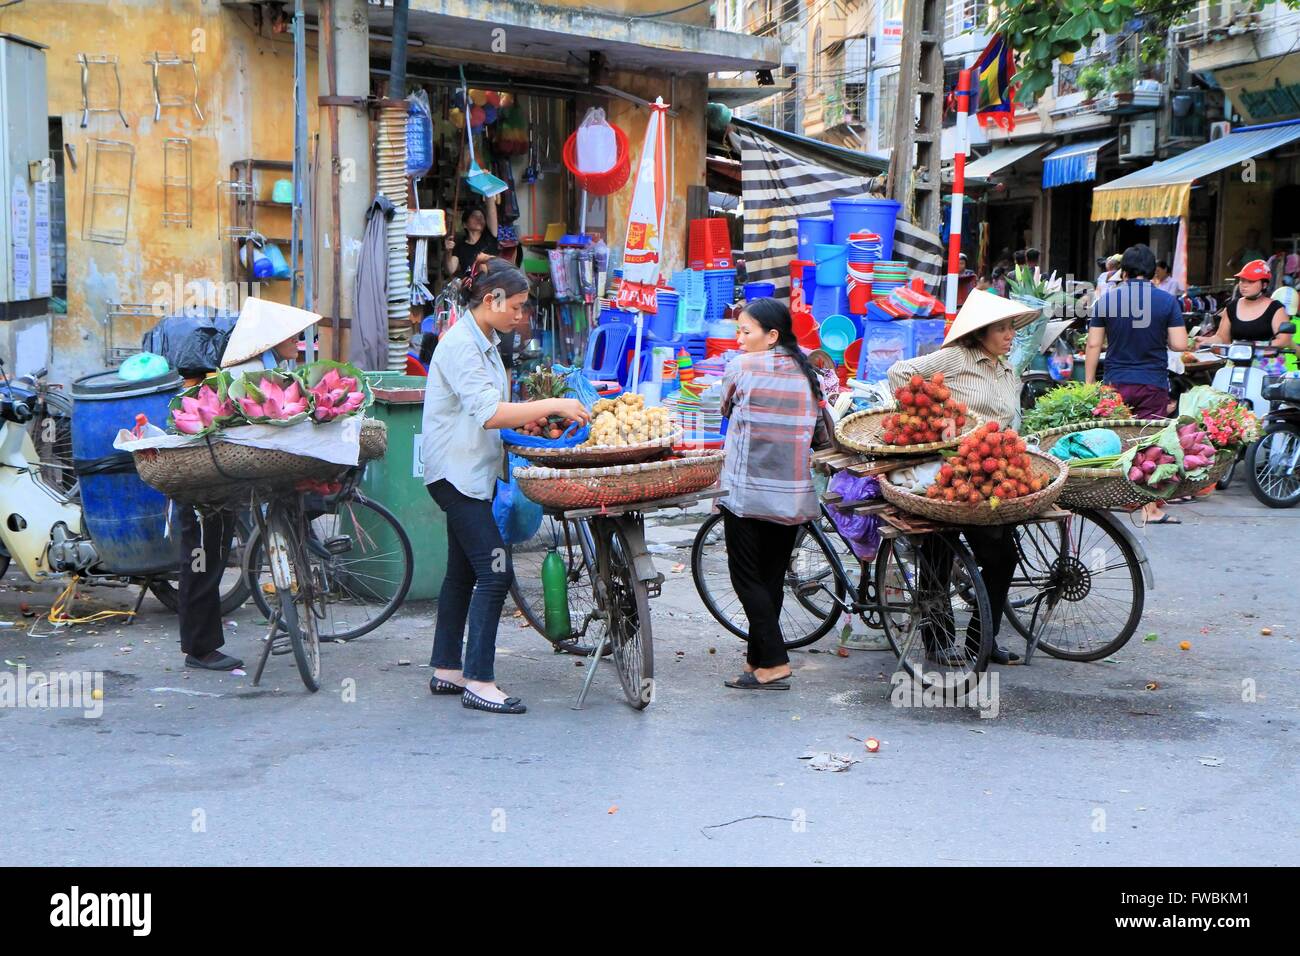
[0,0,316,380]
[548,0,713,28]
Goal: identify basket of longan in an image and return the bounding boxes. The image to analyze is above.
[510,392,682,468]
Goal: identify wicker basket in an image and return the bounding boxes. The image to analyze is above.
[1032,419,1170,511]
[836,407,982,456]
[509,430,681,468]
[133,419,387,505]
[1172,447,1235,498]
[878,450,1066,526]
[514,449,723,510]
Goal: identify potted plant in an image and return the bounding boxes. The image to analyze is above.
[1107,61,1137,95]
[1078,64,1107,102]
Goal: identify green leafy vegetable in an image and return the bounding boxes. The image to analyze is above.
[1022,382,1132,435]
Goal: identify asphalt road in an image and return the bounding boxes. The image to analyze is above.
[2,480,1297,866]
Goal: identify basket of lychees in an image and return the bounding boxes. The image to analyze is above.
[878,421,1067,526]
[836,372,981,455]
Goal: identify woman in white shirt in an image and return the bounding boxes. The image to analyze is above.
[421,259,589,715]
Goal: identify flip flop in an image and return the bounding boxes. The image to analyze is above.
[1148,514,1182,524]
[725,672,791,690]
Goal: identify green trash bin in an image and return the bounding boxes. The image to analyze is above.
[359,372,446,600]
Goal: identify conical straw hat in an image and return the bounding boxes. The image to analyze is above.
[221,297,323,367]
[942,289,1042,348]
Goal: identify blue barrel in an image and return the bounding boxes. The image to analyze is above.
[743,281,775,301]
[796,217,834,261]
[71,369,185,575]
[830,198,902,254]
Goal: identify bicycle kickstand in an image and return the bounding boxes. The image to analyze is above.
[251,614,280,686]
[572,631,610,711]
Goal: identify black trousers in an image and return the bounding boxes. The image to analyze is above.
[722,507,800,669]
[177,506,237,658]
[920,526,1018,654]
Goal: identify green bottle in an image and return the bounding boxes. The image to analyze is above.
[541,548,571,641]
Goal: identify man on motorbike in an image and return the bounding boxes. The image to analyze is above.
[177,299,322,671]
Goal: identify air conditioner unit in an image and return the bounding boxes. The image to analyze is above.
[1209,120,1232,141]
[1119,118,1157,161]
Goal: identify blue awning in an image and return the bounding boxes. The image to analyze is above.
[1042,137,1115,188]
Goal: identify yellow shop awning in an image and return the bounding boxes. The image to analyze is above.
[1092,121,1300,221]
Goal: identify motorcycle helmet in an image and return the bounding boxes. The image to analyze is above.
[1234,259,1271,282]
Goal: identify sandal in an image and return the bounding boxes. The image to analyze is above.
[429,676,465,695]
[724,672,791,690]
[462,688,527,714]
[1148,514,1182,525]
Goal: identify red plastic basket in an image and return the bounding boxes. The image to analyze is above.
[563,124,631,197]
[689,218,733,270]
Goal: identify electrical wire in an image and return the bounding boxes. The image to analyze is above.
[46,577,139,627]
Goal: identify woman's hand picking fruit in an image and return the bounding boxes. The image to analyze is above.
[550,398,592,426]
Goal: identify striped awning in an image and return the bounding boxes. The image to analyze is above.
[963,143,1044,180]
[1092,120,1300,221]
[1042,137,1115,188]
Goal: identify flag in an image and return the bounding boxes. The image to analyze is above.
[616,98,669,315]
[973,34,1017,132]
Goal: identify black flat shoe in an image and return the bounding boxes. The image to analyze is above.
[429,676,464,695]
[724,672,791,690]
[989,644,1021,665]
[462,688,527,714]
[185,652,244,671]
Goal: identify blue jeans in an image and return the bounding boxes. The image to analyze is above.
[428,479,513,682]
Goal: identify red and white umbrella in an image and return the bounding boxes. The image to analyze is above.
[616,97,670,392]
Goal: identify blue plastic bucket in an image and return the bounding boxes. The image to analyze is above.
[796,217,834,261]
[830,198,901,255]
[743,281,775,301]
[70,368,185,575]
[814,244,847,286]
[649,290,679,340]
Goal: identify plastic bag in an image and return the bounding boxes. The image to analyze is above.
[576,107,617,175]
[500,364,596,448]
[264,242,292,280]
[493,453,543,545]
[826,472,882,561]
[1177,384,1232,420]
[1048,428,1122,461]
[1047,337,1074,381]
[1009,306,1050,379]
[406,91,434,179]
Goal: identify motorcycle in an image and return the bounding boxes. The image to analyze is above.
[1203,323,1296,490]
[1247,372,1300,508]
[0,361,250,615]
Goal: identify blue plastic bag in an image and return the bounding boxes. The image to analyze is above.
[493,454,543,545]
[500,364,597,448]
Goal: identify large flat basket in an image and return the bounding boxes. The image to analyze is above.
[878,450,1066,526]
[514,449,723,511]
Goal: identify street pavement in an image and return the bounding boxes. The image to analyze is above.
[2,479,1297,866]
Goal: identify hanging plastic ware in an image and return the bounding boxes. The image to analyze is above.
[470,105,486,129]
[263,242,292,280]
[469,89,487,106]
[483,104,498,126]
[564,108,631,196]
[484,90,501,108]
[406,91,434,179]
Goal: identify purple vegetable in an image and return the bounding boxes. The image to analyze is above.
[1157,453,1176,465]
[1128,466,1144,481]
[1140,460,1156,474]
[1183,455,1209,469]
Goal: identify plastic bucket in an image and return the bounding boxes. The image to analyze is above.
[830,198,901,255]
[70,368,185,575]
[819,314,857,363]
[814,244,847,286]
[796,217,834,261]
[647,294,679,341]
[743,281,775,301]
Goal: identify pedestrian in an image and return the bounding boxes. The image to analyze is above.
[1272,274,1299,320]
[443,203,499,279]
[887,290,1044,666]
[1226,228,1266,275]
[1025,247,1042,280]
[1085,244,1189,525]
[421,258,590,714]
[718,298,830,690]
[1153,259,1181,296]
[1096,254,1123,296]
[177,298,322,671]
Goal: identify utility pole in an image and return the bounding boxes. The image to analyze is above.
[887,0,945,235]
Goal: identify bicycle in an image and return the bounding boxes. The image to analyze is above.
[691,500,996,695]
[243,484,414,645]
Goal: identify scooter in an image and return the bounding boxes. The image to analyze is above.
[1204,321,1297,490]
[0,371,250,617]
[1247,371,1300,508]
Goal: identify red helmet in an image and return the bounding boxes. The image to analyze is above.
[1234,259,1271,282]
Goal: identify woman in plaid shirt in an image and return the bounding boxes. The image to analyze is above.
[719,298,830,690]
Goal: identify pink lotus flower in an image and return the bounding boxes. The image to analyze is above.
[308,370,364,422]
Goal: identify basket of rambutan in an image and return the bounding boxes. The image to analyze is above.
[878,421,1066,525]
[836,372,982,455]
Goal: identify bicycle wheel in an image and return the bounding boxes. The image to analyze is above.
[1248,426,1300,508]
[255,504,320,692]
[690,511,845,649]
[1004,510,1145,661]
[593,518,653,709]
[148,513,253,616]
[246,494,413,642]
[508,515,604,653]
[875,533,991,697]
